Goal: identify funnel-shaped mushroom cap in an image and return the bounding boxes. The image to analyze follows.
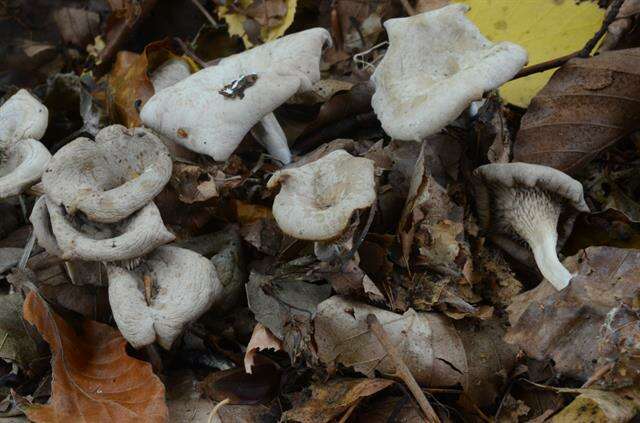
[0,139,51,199]
[140,28,331,161]
[42,125,172,223]
[474,163,589,290]
[267,150,376,241]
[107,246,222,349]
[29,196,63,256]
[371,4,528,141]
[46,198,175,262]
[0,89,48,145]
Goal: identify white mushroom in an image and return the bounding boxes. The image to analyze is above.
[45,198,175,262]
[42,125,172,223]
[474,163,589,290]
[0,139,51,199]
[150,58,192,92]
[267,149,376,260]
[106,245,223,349]
[29,196,63,257]
[0,89,48,145]
[371,4,528,141]
[141,28,331,164]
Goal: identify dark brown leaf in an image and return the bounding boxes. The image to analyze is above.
[514,48,640,174]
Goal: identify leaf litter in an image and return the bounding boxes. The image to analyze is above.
[1,0,640,422]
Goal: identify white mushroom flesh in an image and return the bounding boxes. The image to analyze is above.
[150,58,192,92]
[267,149,376,241]
[371,4,527,141]
[0,139,51,199]
[0,89,49,146]
[107,246,223,349]
[493,186,571,290]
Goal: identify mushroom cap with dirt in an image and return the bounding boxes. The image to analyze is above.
[42,198,175,262]
[267,149,376,241]
[42,125,172,223]
[371,4,528,141]
[0,139,51,199]
[473,162,589,290]
[140,28,331,164]
[0,89,49,145]
[106,245,223,349]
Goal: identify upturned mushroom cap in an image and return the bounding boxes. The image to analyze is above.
[46,198,175,262]
[0,139,51,199]
[371,4,528,141]
[107,246,223,349]
[474,162,589,290]
[140,28,330,162]
[267,150,376,241]
[42,125,172,223]
[0,89,48,145]
[150,58,191,92]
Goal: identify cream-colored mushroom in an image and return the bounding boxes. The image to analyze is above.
[0,89,48,145]
[42,125,172,223]
[29,196,63,257]
[141,28,331,164]
[0,139,51,199]
[45,198,175,262]
[267,149,376,260]
[107,245,223,349]
[371,4,528,141]
[473,163,589,290]
[150,58,192,92]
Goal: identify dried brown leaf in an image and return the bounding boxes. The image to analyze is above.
[244,323,283,373]
[22,292,168,423]
[514,48,640,173]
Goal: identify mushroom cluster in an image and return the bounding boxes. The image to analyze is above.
[371,4,528,141]
[0,90,51,199]
[30,124,222,349]
[141,28,331,164]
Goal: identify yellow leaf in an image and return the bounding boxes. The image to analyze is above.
[218,0,297,48]
[458,0,604,107]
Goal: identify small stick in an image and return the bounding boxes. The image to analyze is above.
[400,0,416,16]
[582,362,614,388]
[338,397,361,423]
[208,398,230,423]
[366,314,440,423]
[512,52,579,80]
[190,0,222,29]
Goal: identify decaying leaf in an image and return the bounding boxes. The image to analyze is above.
[0,293,40,368]
[200,362,281,405]
[551,387,640,423]
[514,49,640,174]
[282,378,394,423]
[507,246,640,383]
[22,292,168,423]
[461,0,605,107]
[314,296,516,406]
[218,0,297,47]
[244,323,284,373]
[166,369,214,422]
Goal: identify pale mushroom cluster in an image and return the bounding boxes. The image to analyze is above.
[30,124,223,349]
[0,90,51,199]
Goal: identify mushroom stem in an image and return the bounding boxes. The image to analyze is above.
[251,113,292,164]
[529,231,572,290]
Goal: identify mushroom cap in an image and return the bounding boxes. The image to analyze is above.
[140,28,330,161]
[267,149,376,241]
[0,139,51,199]
[46,198,175,262]
[107,245,222,349]
[0,89,48,145]
[473,162,589,230]
[42,125,172,223]
[371,4,528,141]
[150,58,191,92]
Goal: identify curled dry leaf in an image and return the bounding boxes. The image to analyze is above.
[22,291,168,423]
[314,296,517,406]
[244,323,284,373]
[506,246,640,383]
[514,48,640,174]
[282,378,394,423]
[551,387,640,423]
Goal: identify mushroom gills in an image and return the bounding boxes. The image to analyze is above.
[493,186,572,290]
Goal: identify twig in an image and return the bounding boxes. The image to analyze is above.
[190,0,222,29]
[174,37,208,69]
[338,397,361,423]
[581,362,614,388]
[19,230,36,270]
[400,0,416,16]
[208,398,230,423]
[512,0,625,81]
[366,314,441,423]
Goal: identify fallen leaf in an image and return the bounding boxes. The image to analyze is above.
[314,296,516,406]
[210,404,278,423]
[170,163,219,204]
[460,0,605,107]
[0,293,40,368]
[506,246,640,383]
[356,396,424,422]
[166,369,214,422]
[282,378,394,423]
[53,7,100,48]
[513,49,640,174]
[551,387,640,423]
[218,0,297,48]
[200,362,281,405]
[244,323,284,373]
[22,291,168,423]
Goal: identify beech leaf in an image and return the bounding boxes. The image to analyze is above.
[513,48,640,174]
[22,291,168,423]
